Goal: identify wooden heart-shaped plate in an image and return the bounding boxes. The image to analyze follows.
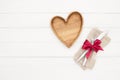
[51,11,83,48]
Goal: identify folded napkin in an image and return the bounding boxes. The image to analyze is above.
[74,28,111,70]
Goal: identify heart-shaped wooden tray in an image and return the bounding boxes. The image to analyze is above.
[51,11,83,48]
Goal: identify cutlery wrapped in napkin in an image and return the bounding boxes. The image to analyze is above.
[74,28,111,70]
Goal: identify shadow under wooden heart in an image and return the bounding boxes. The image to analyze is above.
[51,11,83,48]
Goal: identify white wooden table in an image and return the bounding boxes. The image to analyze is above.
[0,0,119,80]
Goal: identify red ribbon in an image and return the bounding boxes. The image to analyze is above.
[82,39,103,59]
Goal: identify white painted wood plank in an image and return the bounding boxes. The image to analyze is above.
[0,28,117,42]
[0,41,117,57]
[0,57,119,80]
[0,28,117,56]
[0,14,119,27]
[0,0,120,13]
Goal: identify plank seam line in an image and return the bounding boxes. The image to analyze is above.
[0,56,119,58]
[0,12,120,14]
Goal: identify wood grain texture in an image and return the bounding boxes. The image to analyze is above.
[51,12,83,47]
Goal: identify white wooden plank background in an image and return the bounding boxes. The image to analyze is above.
[0,0,120,80]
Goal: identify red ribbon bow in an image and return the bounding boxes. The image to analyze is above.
[82,39,103,59]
